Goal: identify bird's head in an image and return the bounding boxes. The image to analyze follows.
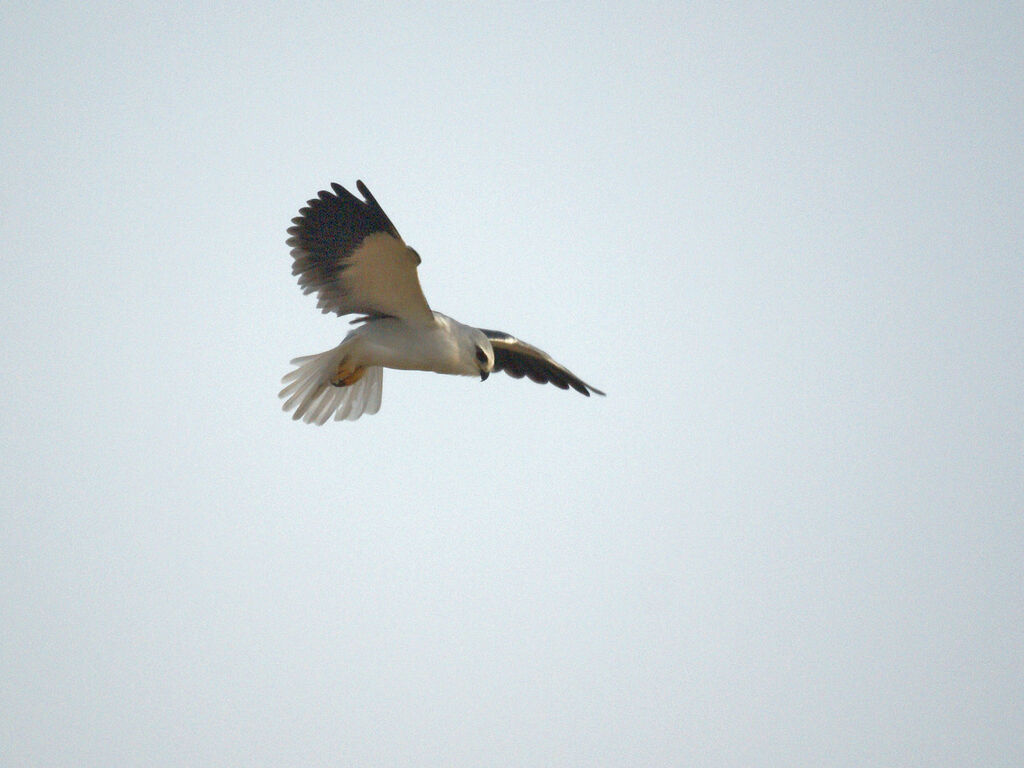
[469,331,494,382]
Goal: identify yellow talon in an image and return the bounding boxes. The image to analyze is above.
[330,359,366,387]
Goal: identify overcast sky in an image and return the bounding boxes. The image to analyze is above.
[2,2,1022,766]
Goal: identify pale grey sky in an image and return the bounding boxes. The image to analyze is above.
[2,1,1022,766]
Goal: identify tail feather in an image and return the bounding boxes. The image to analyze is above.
[279,345,383,424]
[335,366,383,421]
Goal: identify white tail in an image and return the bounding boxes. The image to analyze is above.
[279,345,383,424]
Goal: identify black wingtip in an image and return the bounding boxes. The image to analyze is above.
[574,382,605,397]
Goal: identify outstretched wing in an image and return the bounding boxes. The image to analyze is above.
[480,329,605,397]
[287,181,434,324]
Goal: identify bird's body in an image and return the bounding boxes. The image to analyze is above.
[280,181,603,423]
[342,312,488,376]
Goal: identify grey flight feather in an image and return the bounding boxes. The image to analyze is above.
[480,329,605,397]
[286,181,432,322]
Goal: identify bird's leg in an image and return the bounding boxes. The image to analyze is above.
[330,356,366,387]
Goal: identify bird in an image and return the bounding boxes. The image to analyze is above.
[279,181,604,424]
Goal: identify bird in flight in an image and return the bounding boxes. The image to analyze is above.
[280,181,604,424]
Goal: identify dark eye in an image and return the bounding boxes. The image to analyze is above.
[475,346,488,364]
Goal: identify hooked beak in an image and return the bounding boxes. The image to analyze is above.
[480,370,489,382]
